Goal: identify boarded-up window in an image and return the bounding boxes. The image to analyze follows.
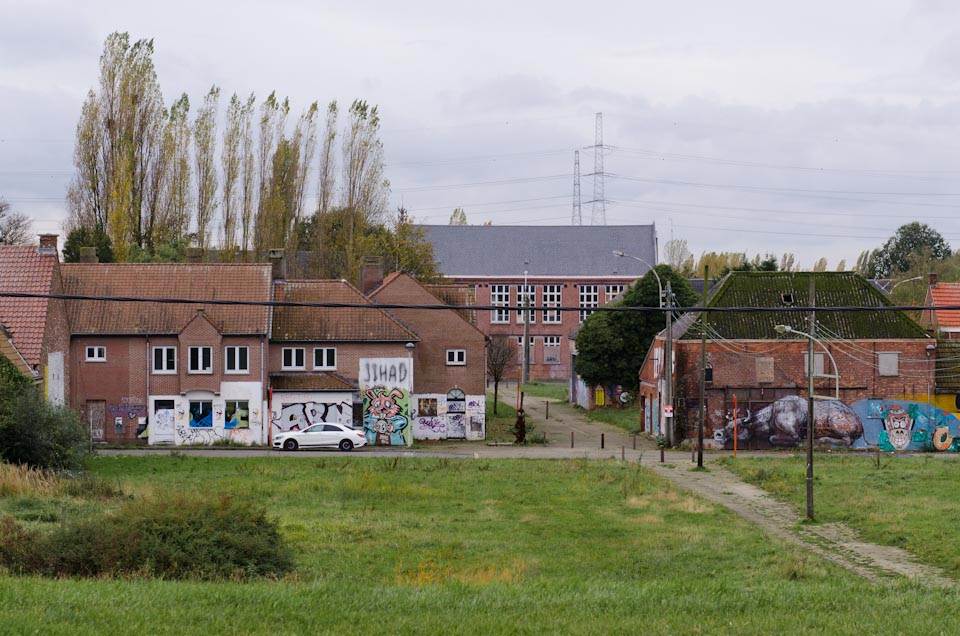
[756,357,775,383]
[803,352,825,376]
[878,352,899,377]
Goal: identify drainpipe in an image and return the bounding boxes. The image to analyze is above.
[145,336,150,444]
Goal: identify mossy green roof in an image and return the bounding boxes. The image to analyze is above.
[680,271,927,340]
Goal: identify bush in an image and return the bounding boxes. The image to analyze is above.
[0,391,91,471]
[0,495,294,580]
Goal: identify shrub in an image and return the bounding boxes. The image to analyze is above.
[0,495,294,580]
[0,391,91,471]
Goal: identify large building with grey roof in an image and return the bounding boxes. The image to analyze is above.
[420,224,658,381]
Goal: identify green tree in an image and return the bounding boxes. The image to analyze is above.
[873,222,951,278]
[449,208,467,225]
[574,266,698,388]
[62,226,115,263]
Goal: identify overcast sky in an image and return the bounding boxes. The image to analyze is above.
[2,0,960,269]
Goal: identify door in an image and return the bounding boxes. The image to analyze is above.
[153,400,176,444]
[87,400,105,442]
[446,389,467,439]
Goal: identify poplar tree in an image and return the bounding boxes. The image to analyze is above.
[193,86,220,251]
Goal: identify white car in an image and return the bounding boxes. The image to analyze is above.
[273,423,367,452]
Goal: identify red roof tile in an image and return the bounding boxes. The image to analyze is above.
[0,245,56,367]
[930,284,960,329]
[272,280,417,342]
[62,263,272,335]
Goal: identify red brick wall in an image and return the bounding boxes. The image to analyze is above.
[673,338,935,440]
[463,276,636,382]
[268,341,410,384]
[71,336,148,444]
[41,259,71,405]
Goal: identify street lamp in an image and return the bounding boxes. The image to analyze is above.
[775,323,841,521]
[884,275,923,293]
[522,262,530,384]
[773,325,840,400]
[612,250,662,307]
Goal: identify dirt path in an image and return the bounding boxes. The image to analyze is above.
[650,460,955,586]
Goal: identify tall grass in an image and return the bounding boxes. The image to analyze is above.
[0,463,58,497]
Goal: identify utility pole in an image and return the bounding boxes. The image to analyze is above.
[806,275,816,520]
[664,279,673,446]
[572,150,582,225]
[697,266,707,468]
[522,264,530,384]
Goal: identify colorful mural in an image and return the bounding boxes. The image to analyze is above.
[360,358,413,446]
[714,395,960,452]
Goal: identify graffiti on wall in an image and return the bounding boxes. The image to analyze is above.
[713,395,960,452]
[360,358,413,446]
[272,400,352,432]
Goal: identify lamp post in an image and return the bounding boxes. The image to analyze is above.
[522,262,530,385]
[612,251,662,307]
[613,250,671,443]
[774,321,840,522]
[884,275,923,293]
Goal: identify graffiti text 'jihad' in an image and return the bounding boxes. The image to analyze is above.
[360,360,410,386]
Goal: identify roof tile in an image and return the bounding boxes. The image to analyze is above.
[0,245,56,367]
[930,284,960,329]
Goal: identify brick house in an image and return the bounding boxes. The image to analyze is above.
[269,278,419,440]
[368,272,488,440]
[420,224,657,382]
[62,263,273,445]
[640,272,942,451]
[917,273,960,417]
[0,235,70,403]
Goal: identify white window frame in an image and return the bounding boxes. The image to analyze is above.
[579,285,598,323]
[490,284,511,324]
[878,352,899,377]
[606,285,624,302]
[85,345,106,362]
[446,349,466,366]
[282,347,306,371]
[542,285,562,324]
[224,346,249,374]
[188,346,213,374]
[313,347,337,370]
[516,284,537,324]
[152,346,177,374]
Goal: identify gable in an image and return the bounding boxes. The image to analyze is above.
[0,245,56,367]
[369,273,486,342]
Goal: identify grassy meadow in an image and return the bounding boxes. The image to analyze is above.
[721,453,960,577]
[1,455,959,635]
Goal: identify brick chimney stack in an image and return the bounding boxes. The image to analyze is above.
[38,234,58,255]
[268,249,286,281]
[360,256,384,294]
[929,272,938,287]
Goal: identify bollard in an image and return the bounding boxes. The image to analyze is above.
[632,435,636,450]
[601,433,605,449]
[621,446,625,461]
[571,431,574,448]
[660,447,665,463]
[545,401,549,419]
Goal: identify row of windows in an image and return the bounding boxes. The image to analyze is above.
[86,345,471,370]
[490,285,621,325]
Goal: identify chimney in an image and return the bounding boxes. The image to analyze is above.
[929,272,938,287]
[360,256,384,294]
[268,249,286,281]
[186,247,203,264]
[79,247,98,264]
[38,234,58,256]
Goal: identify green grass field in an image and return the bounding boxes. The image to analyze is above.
[721,453,960,577]
[519,381,568,401]
[1,455,958,635]
[586,405,641,434]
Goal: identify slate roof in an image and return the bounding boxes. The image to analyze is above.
[62,263,272,335]
[272,280,417,342]
[0,245,57,367]
[680,271,928,340]
[269,372,357,391]
[420,224,657,277]
[929,284,960,330]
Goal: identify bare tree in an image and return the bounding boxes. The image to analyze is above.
[341,100,388,221]
[486,335,517,415]
[0,200,31,245]
[193,85,220,251]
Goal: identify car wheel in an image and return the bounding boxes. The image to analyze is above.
[338,439,354,452]
[283,438,298,451]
